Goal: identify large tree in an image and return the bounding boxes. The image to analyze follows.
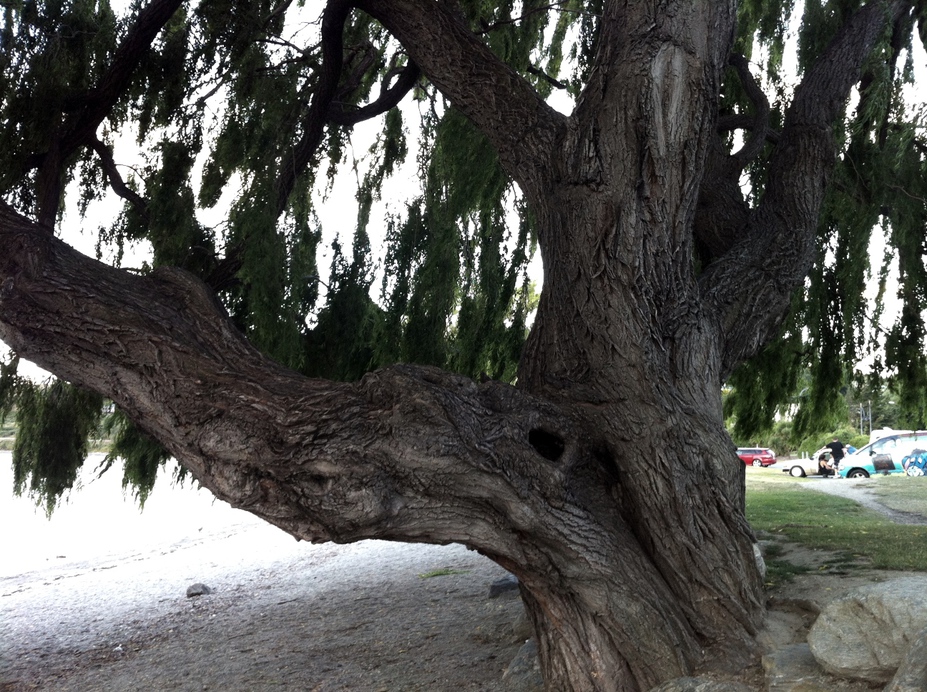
[1,1,925,689]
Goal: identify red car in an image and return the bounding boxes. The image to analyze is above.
[736,447,776,467]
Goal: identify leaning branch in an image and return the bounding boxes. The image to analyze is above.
[702,0,913,379]
[0,202,571,558]
[355,0,566,196]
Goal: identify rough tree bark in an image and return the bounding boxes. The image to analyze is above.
[0,1,913,690]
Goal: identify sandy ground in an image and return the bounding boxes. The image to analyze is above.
[0,454,525,691]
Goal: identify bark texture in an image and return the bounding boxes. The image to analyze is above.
[0,0,915,690]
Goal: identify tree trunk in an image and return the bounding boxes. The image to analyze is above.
[0,166,765,692]
[506,195,766,689]
[0,0,909,688]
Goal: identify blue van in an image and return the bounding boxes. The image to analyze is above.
[838,432,927,478]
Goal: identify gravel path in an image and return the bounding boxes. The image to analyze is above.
[0,456,526,691]
[800,475,927,525]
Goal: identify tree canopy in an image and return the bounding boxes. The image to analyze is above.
[1,1,927,687]
[1,0,923,511]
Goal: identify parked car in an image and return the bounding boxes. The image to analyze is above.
[737,447,776,467]
[783,449,830,478]
[837,432,927,478]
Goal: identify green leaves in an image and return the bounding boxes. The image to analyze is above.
[98,408,173,508]
[2,0,926,500]
[11,378,103,516]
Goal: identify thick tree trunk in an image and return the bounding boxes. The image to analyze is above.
[0,0,908,689]
[0,181,767,692]
[510,209,766,689]
[0,200,764,691]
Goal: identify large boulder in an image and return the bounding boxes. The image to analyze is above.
[808,576,927,683]
[884,625,927,692]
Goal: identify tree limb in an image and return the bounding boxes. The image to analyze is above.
[702,0,913,379]
[327,61,422,126]
[693,54,772,263]
[0,200,599,560]
[275,0,349,216]
[727,53,771,168]
[88,137,149,219]
[32,0,184,228]
[354,0,567,197]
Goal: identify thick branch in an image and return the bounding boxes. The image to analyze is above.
[0,201,593,557]
[354,0,566,197]
[33,0,184,228]
[702,0,912,378]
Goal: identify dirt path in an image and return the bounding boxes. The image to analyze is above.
[0,455,526,691]
[801,475,927,524]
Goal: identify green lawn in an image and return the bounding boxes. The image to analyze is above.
[746,468,927,572]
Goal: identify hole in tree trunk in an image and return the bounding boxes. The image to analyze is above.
[529,428,565,461]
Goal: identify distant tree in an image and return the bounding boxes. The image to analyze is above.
[1,1,925,689]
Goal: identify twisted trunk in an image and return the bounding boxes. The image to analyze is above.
[0,0,912,689]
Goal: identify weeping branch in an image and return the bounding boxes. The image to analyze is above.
[88,137,149,218]
[701,0,914,380]
[31,0,185,228]
[275,0,349,216]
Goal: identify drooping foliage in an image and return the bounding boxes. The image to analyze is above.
[1,0,926,509]
[723,0,927,437]
[2,373,103,515]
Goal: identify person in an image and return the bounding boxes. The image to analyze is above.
[826,437,846,471]
[817,453,835,477]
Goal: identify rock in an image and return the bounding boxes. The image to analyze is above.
[511,606,533,642]
[758,598,821,652]
[885,625,927,692]
[489,573,519,598]
[648,677,752,692]
[808,576,927,683]
[501,639,543,691]
[761,643,832,691]
[753,543,767,580]
[186,583,212,597]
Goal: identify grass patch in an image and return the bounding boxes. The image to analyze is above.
[745,466,812,484]
[759,542,811,587]
[863,475,927,515]
[418,568,470,579]
[746,482,927,571]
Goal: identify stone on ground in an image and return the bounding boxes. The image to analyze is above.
[884,625,927,692]
[808,576,927,683]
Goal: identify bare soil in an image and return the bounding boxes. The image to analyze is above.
[1,534,527,691]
